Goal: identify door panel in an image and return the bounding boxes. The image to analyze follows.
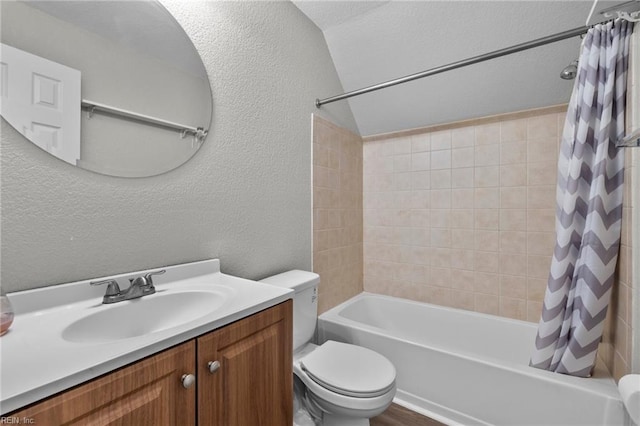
[0,43,80,165]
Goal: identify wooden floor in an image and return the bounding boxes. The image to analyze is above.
[370,404,445,426]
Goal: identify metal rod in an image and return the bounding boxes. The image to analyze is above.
[81,99,206,137]
[315,25,589,108]
[617,128,640,147]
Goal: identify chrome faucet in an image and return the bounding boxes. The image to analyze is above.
[91,270,166,304]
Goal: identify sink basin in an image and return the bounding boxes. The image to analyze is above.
[62,291,225,343]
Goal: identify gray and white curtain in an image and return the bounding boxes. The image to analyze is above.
[530,19,634,377]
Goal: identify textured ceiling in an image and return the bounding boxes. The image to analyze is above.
[294,0,621,136]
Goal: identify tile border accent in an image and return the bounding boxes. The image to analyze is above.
[363,104,568,142]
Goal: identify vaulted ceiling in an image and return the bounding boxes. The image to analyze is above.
[294,0,621,136]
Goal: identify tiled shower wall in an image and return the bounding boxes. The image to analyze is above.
[601,150,637,380]
[602,30,639,381]
[312,115,363,314]
[362,106,567,321]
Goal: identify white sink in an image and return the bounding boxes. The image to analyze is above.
[1,259,293,415]
[62,290,227,343]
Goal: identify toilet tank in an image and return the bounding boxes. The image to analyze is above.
[259,270,319,352]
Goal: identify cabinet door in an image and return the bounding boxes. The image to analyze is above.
[198,300,293,426]
[11,341,196,426]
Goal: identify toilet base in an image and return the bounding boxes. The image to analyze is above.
[322,413,369,426]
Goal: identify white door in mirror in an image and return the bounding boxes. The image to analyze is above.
[0,43,80,165]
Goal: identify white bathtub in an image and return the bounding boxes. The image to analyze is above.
[317,293,626,426]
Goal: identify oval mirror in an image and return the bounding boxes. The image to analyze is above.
[0,0,212,177]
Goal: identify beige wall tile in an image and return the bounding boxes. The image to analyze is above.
[501,275,527,299]
[528,114,558,139]
[475,230,499,252]
[475,251,499,273]
[474,272,500,294]
[411,133,431,152]
[432,209,451,228]
[475,123,501,146]
[359,107,630,328]
[431,189,452,209]
[501,187,527,209]
[452,127,475,148]
[528,255,552,279]
[528,209,555,231]
[500,164,527,187]
[527,161,557,186]
[500,209,527,231]
[475,209,500,230]
[452,188,475,209]
[412,171,431,190]
[412,152,431,171]
[432,149,452,170]
[500,140,527,164]
[452,147,475,168]
[501,119,527,143]
[451,229,475,250]
[527,232,555,256]
[451,290,476,310]
[452,168,474,188]
[500,231,527,253]
[475,187,500,209]
[475,166,500,187]
[451,249,475,271]
[451,209,475,229]
[475,293,499,315]
[527,300,543,322]
[500,297,527,320]
[431,169,452,189]
[431,130,452,151]
[527,185,555,209]
[313,117,363,314]
[500,253,527,276]
[527,137,558,163]
[475,144,500,167]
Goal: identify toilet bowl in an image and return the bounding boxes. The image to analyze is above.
[294,341,396,425]
[260,270,396,426]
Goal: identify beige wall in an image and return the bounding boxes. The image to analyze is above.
[601,150,637,380]
[313,115,363,314]
[601,28,639,381]
[362,106,566,321]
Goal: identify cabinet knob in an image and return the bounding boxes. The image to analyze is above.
[181,374,196,389]
[207,360,221,374]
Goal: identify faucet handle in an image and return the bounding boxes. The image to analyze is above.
[144,269,166,286]
[90,279,121,296]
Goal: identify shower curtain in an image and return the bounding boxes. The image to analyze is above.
[530,19,634,377]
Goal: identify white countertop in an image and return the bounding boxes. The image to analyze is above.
[0,259,292,415]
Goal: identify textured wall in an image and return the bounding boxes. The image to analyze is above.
[362,106,565,321]
[0,1,358,293]
[312,115,363,314]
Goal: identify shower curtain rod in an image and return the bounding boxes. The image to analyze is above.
[315,25,589,108]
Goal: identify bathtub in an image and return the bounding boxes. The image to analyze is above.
[317,293,626,426]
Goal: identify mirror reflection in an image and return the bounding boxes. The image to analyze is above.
[0,0,212,177]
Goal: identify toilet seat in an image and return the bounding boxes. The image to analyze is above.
[300,341,396,398]
[293,341,397,419]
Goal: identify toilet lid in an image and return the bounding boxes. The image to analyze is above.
[300,341,396,398]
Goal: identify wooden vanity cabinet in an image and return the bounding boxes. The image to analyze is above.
[11,301,292,426]
[197,299,293,426]
[11,341,196,425]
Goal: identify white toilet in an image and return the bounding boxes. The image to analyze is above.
[261,270,396,426]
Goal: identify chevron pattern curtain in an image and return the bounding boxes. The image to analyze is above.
[530,19,634,377]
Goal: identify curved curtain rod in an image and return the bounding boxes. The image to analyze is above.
[315,25,589,108]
